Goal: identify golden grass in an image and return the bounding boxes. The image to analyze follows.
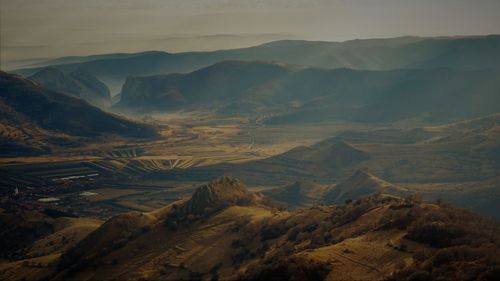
[27,217,102,258]
[302,230,411,281]
[83,188,143,202]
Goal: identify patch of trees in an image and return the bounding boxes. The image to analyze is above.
[330,195,398,228]
[227,194,500,281]
[387,202,500,281]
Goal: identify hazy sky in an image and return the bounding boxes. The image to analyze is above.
[1,0,500,69]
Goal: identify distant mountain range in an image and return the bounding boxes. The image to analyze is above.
[13,35,500,93]
[0,71,157,155]
[113,60,500,123]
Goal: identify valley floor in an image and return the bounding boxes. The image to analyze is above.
[0,114,391,218]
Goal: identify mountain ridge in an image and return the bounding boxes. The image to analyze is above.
[324,169,406,204]
[29,68,111,107]
[0,71,158,144]
[13,35,500,93]
[112,60,500,123]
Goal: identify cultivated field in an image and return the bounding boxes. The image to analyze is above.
[1,113,384,218]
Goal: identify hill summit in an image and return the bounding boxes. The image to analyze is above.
[165,177,264,227]
[325,169,403,204]
[183,176,256,215]
[312,141,370,166]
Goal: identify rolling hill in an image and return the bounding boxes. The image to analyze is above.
[3,177,498,281]
[323,170,407,205]
[262,170,408,208]
[0,71,157,155]
[152,140,371,186]
[13,35,500,93]
[263,181,335,209]
[0,207,102,281]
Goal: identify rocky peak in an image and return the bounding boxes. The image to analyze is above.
[170,177,255,221]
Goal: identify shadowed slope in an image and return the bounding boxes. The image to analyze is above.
[0,71,157,139]
[0,209,102,281]
[263,181,335,209]
[116,60,293,112]
[29,68,111,107]
[324,170,406,204]
[113,59,500,123]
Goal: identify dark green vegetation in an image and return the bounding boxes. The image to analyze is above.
[29,68,111,107]
[0,71,157,155]
[244,195,500,281]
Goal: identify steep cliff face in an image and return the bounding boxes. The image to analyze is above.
[115,60,292,112]
[69,71,111,101]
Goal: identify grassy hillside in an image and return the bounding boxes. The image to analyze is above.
[5,177,495,281]
[263,181,335,209]
[0,208,102,281]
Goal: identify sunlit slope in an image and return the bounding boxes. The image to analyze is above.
[0,209,102,281]
[25,177,499,281]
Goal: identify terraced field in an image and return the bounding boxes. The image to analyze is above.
[0,117,355,190]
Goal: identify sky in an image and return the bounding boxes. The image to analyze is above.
[1,0,500,69]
